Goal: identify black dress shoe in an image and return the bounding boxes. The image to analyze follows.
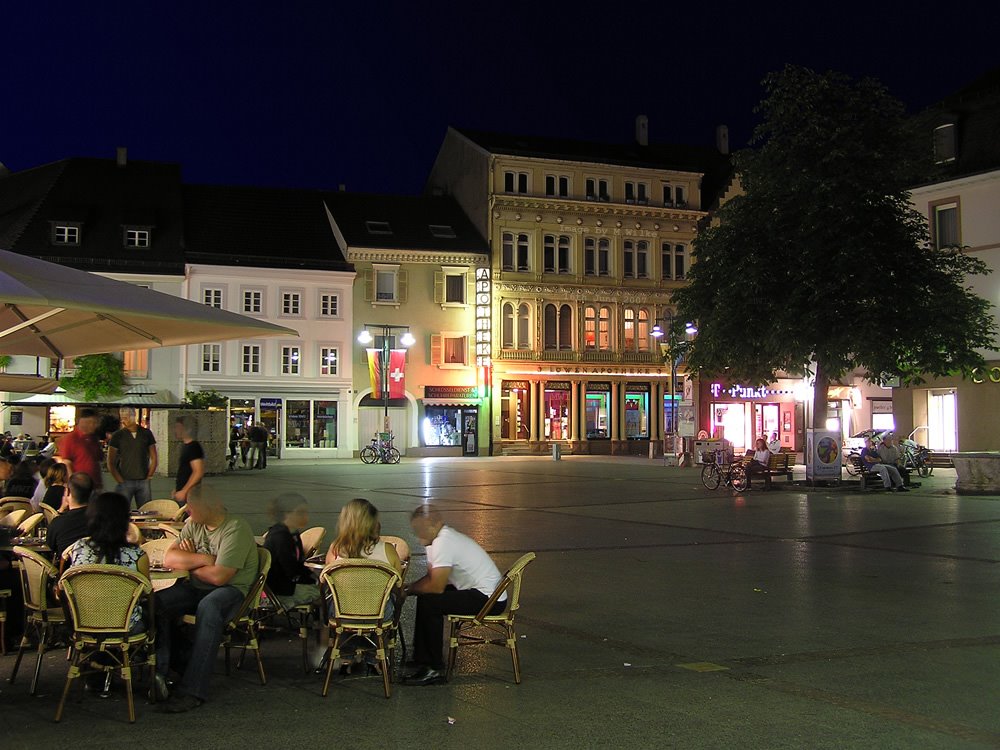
[160,693,204,713]
[404,666,446,685]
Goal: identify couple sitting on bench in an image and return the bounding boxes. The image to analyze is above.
[745,438,776,491]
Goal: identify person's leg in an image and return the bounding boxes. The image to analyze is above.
[179,585,244,701]
[886,465,904,488]
[154,581,202,677]
[412,587,489,669]
[134,479,152,507]
[874,464,891,489]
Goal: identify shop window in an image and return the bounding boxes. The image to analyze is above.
[544,388,569,439]
[585,389,610,438]
[543,304,573,350]
[313,401,337,447]
[423,407,463,446]
[286,400,309,448]
[624,390,649,438]
[285,399,337,448]
[500,381,531,439]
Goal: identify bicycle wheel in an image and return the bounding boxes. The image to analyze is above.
[917,465,931,478]
[387,447,401,464]
[845,453,861,476]
[360,446,377,464]
[701,463,721,490]
[730,464,749,493]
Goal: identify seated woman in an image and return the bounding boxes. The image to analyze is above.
[42,462,69,510]
[745,438,773,490]
[262,493,320,609]
[4,458,38,499]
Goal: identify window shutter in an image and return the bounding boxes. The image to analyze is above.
[434,271,444,303]
[430,334,443,365]
[361,269,373,302]
[466,335,473,366]
[397,270,408,303]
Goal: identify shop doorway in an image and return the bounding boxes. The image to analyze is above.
[753,403,780,445]
[462,409,479,456]
[927,390,957,451]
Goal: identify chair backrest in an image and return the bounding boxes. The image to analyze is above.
[140,538,174,567]
[39,503,60,525]
[231,547,271,624]
[379,535,411,578]
[127,522,144,545]
[1,498,34,516]
[139,499,181,517]
[13,545,59,612]
[172,504,190,522]
[18,512,43,536]
[60,564,151,635]
[475,552,536,620]
[0,509,26,528]
[156,523,181,539]
[299,526,326,559]
[320,559,400,625]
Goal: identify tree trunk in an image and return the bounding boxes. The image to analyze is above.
[811,360,831,430]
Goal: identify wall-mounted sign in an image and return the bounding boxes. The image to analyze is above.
[871,400,894,414]
[625,383,650,393]
[586,381,611,392]
[260,398,282,409]
[475,267,491,367]
[709,383,795,399]
[971,366,1000,383]
[502,380,529,393]
[544,381,571,390]
[425,385,479,400]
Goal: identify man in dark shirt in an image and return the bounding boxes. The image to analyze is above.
[173,416,205,504]
[46,472,94,557]
[247,424,268,470]
[107,407,158,509]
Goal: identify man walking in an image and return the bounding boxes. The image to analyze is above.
[154,485,258,712]
[173,416,205,504]
[107,408,158,509]
[247,423,268,470]
[403,504,506,685]
[56,408,103,490]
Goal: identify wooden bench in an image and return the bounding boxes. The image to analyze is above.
[848,455,887,491]
[742,451,794,483]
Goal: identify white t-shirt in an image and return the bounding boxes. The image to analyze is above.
[753,449,771,465]
[767,440,781,453]
[427,525,505,601]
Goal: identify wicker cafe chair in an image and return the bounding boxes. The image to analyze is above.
[0,587,9,656]
[39,502,60,528]
[319,559,401,699]
[138,499,181,517]
[172,504,190,522]
[0,509,26,529]
[298,526,326,559]
[260,581,324,675]
[446,552,536,684]
[8,546,67,694]
[55,565,154,723]
[17,512,44,536]
[156,522,181,539]
[140,539,176,592]
[379,535,411,663]
[180,547,272,685]
[0,498,34,516]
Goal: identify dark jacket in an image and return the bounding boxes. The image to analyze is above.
[262,523,311,596]
[47,506,90,557]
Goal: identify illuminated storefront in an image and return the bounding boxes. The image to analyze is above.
[701,380,803,453]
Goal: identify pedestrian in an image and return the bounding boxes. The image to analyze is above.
[173,415,204,504]
[56,408,104,490]
[247,423,268,470]
[107,408,158,509]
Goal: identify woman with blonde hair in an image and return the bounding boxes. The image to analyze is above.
[325,498,401,575]
[42,461,70,510]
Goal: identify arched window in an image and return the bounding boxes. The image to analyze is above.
[624,307,636,350]
[545,304,573,350]
[503,302,532,349]
[502,302,514,348]
[637,309,650,351]
[544,304,557,349]
[517,303,531,349]
[598,306,611,350]
[636,241,649,279]
[584,306,597,349]
[558,304,572,349]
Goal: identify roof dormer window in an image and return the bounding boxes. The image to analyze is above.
[124,227,150,248]
[52,223,80,245]
[429,224,456,239]
[365,221,393,235]
[933,123,956,164]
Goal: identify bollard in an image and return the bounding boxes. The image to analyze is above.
[552,443,561,461]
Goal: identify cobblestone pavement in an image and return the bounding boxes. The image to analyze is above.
[2,457,998,749]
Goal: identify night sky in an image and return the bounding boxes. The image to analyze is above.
[4,2,997,194]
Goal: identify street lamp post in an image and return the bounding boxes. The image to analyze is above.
[357,323,415,433]
[651,313,697,457]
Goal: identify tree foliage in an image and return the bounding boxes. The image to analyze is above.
[182,389,228,409]
[673,66,998,425]
[59,353,126,401]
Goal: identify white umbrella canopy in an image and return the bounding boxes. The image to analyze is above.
[0,373,59,394]
[0,249,297,358]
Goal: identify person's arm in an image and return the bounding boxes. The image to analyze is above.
[324,542,338,567]
[147,443,158,478]
[107,445,124,485]
[163,538,215,571]
[191,520,253,587]
[406,565,451,595]
[174,458,204,502]
[190,560,238,587]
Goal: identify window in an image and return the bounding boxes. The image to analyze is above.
[503,171,528,194]
[662,185,673,206]
[543,304,573,350]
[584,306,612,350]
[625,182,635,203]
[623,308,651,352]
[53,224,80,245]
[201,344,221,373]
[429,224,456,239]
[374,265,399,302]
[637,183,648,204]
[435,267,467,305]
[624,240,637,278]
[281,345,301,375]
[202,288,223,308]
[501,232,529,272]
[543,235,571,274]
[122,349,148,378]
[675,186,686,207]
[933,203,959,249]
[545,175,570,197]
[242,289,263,314]
[365,221,392,235]
[281,291,302,316]
[445,274,464,303]
[319,346,338,376]
[242,344,261,374]
[662,242,687,280]
[319,292,339,317]
[501,302,531,349]
[124,228,150,248]
[585,178,609,201]
[431,334,468,365]
[584,238,611,276]
[933,124,956,164]
[285,400,337,449]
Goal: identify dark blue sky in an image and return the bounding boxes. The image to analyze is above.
[4,2,997,194]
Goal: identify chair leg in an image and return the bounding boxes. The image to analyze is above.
[54,650,81,722]
[30,626,48,695]
[376,632,391,698]
[321,633,337,697]
[507,623,522,684]
[445,621,460,681]
[122,650,136,723]
[8,631,30,684]
[252,632,266,686]
[300,624,309,674]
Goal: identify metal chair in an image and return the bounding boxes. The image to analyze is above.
[55,565,154,723]
[8,546,67,694]
[446,552,536,684]
[319,559,400,698]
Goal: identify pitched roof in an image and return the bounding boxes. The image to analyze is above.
[0,157,186,274]
[921,66,1000,178]
[323,192,488,254]
[182,184,352,271]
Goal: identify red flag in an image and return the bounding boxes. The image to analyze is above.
[387,349,406,398]
[366,349,382,395]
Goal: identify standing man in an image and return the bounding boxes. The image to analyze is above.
[56,408,103,491]
[247,422,267,470]
[173,415,205,504]
[403,504,506,686]
[107,408,158,509]
[154,485,258,712]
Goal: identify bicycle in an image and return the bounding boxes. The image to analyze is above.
[700,449,748,492]
[360,432,401,464]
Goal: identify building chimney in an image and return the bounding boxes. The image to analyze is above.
[116,146,127,167]
[338,183,346,192]
[635,115,649,146]
[715,125,729,155]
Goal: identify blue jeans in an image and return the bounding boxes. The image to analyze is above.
[115,479,152,508]
[154,580,244,701]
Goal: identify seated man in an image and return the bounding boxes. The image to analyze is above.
[861,437,908,492]
[154,485,258,712]
[745,438,773,490]
[403,505,506,685]
[877,433,910,486]
[46,472,94,557]
[767,432,782,454]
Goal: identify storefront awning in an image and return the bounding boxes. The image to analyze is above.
[422,398,480,407]
[4,385,183,408]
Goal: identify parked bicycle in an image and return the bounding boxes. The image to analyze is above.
[700,449,748,492]
[360,432,400,464]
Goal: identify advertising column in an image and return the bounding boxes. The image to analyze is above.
[805,428,842,485]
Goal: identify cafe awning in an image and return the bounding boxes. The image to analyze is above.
[5,385,182,408]
[422,398,480,407]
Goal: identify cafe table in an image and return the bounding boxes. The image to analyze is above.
[149,566,188,592]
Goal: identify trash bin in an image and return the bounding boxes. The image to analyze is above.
[552,443,561,461]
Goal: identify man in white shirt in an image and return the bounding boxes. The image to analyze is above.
[767,432,782,454]
[404,504,506,685]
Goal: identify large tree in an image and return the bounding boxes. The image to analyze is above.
[673,65,998,427]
